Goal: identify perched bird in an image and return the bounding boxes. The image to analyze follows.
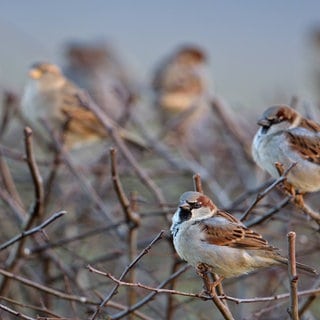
[252,105,320,195]
[63,41,136,125]
[171,191,316,280]
[21,62,145,149]
[151,45,214,150]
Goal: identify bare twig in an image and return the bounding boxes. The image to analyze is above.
[0,127,46,295]
[240,163,296,222]
[246,196,291,228]
[196,263,235,320]
[0,302,36,320]
[0,268,97,305]
[41,118,120,227]
[287,232,299,320]
[110,148,141,227]
[0,150,25,211]
[89,230,165,319]
[24,127,45,221]
[193,173,203,193]
[110,265,189,319]
[298,276,320,317]
[211,96,252,163]
[192,175,228,305]
[0,211,65,251]
[0,91,17,138]
[0,295,63,318]
[110,148,141,317]
[85,271,320,305]
[78,92,169,215]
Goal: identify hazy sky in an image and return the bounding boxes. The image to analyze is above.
[1,1,320,107]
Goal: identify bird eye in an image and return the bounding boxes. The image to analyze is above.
[192,202,201,209]
[187,201,201,209]
[179,207,192,221]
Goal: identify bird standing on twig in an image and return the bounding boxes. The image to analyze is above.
[252,105,320,204]
[171,191,316,287]
[21,62,145,149]
[151,45,214,152]
[63,41,136,125]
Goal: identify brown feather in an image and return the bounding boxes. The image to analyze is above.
[198,209,276,251]
[286,132,320,164]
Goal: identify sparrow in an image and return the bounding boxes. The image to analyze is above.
[151,45,215,154]
[252,105,320,194]
[63,40,137,125]
[21,62,145,149]
[171,191,316,280]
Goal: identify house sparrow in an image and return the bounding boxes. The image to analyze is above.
[151,45,215,155]
[252,105,320,194]
[171,191,316,279]
[63,40,137,125]
[21,62,144,149]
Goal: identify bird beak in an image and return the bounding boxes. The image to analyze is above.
[179,203,190,210]
[257,118,270,127]
[28,68,42,79]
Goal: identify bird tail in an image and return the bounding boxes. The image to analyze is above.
[118,128,149,150]
[277,257,317,275]
[295,261,318,275]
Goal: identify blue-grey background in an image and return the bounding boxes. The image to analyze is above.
[1,0,320,107]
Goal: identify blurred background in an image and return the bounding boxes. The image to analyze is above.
[1,0,320,108]
[0,2,320,319]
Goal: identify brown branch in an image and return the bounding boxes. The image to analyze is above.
[41,118,120,228]
[110,265,189,319]
[293,200,320,225]
[90,272,320,304]
[192,175,229,309]
[110,148,141,227]
[245,196,291,228]
[89,230,165,319]
[78,92,169,215]
[0,91,17,138]
[298,276,320,317]
[0,268,97,305]
[0,302,36,320]
[211,96,253,163]
[0,150,25,211]
[197,263,235,320]
[193,173,203,193]
[0,210,66,251]
[0,187,26,224]
[240,163,296,222]
[287,231,299,320]
[0,127,46,295]
[24,126,45,221]
[110,148,141,317]
[0,295,64,318]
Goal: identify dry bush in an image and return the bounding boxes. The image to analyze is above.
[0,87,319,320]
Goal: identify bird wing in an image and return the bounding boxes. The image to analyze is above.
[198,211,274,250]
[285,130,320,165]
[59,82,107,137]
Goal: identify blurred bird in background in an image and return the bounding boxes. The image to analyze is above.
[21,62,145,150]
[63,40,137,126]
[151,45,215,156]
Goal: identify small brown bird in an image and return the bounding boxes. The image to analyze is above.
[252,105,320,195]
[21,62,144,149]
[151,45,214,150]
[171,191,316,280]
[63,41,136,125]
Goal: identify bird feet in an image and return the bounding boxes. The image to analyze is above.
[196,263,224,296]
[274,162,305,206]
